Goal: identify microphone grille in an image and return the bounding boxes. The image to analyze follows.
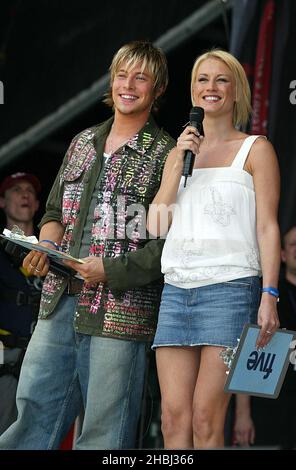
[190,106,204,123]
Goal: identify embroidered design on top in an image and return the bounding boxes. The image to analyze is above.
[204,187,236,226]
[245,248,260,270]
[166,265,232,284]
[180,239,203,267]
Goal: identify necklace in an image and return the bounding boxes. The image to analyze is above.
[105,132,131,155]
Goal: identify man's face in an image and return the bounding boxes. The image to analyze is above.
[111,61,159,118]
[0,180,39,225]
[282,227,296,274]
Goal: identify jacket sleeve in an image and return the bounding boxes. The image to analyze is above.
[103,238,165,291]
[38,137,77,229]
[38,165,64,228]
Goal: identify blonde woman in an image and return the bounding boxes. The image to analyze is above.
[147,50,281,449]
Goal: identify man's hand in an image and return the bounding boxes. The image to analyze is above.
[233,413,255,447]
[233,395,255,447]
[63,256,106,283]
[23,248,49,277]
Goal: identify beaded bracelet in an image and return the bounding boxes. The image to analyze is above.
[39,239,61,251]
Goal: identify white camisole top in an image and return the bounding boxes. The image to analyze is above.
[162,135,264,288]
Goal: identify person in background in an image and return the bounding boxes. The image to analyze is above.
[233,225,296,449]
[147,49,281,449]
[0,40,175,450]
[0,172,42,435]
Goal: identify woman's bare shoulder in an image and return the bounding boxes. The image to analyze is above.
[249,135,275,154]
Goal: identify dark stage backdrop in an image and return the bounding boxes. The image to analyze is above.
[0,0,230,224]
[231,0,296,234]
[0,0,214,147]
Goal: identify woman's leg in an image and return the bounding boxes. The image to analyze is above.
[193,346,231,449]
[156,346,200,449]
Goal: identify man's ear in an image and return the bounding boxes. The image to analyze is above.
[33,199,40,213]
[155,86,164,100]
[281,248,286,264]
[0,196,5,210]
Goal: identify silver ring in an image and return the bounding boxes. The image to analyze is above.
[266,330,272,335]
[35,267,41,273]
[29,263,36,269]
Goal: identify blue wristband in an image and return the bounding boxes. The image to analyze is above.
[40,239,60,251]
[262,287,279,299]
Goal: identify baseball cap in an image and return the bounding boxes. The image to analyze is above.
[0,172,41,196]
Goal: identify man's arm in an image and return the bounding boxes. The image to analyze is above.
[23,143,70,276]
[23,221,65,277]
[103,238,165,290]
[233,394,255,447]
[64,238,165,290]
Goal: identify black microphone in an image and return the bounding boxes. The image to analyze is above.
[182,106,204,187]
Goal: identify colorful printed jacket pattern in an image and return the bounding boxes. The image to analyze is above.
[38,116,175,341]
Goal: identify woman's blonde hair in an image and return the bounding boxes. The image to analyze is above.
[103,40,168,112]
[191,49,252,128]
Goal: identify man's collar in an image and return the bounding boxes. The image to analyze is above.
[94,114,159,156]
[125,115,159,156]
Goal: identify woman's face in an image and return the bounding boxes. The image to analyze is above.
[192,58,236,118]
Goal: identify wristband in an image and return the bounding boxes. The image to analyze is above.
[39,239,61,251]
[262,287,279,301]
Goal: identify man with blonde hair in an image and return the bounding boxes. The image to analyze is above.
[0,40,174,450]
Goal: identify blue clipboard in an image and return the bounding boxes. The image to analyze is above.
[0,234,85,264]
[0,233,84,278]
[224,324,296,398]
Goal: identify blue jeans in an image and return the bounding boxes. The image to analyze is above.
[0,295,147,449]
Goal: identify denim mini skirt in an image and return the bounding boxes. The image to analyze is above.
[152,276,261,349]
